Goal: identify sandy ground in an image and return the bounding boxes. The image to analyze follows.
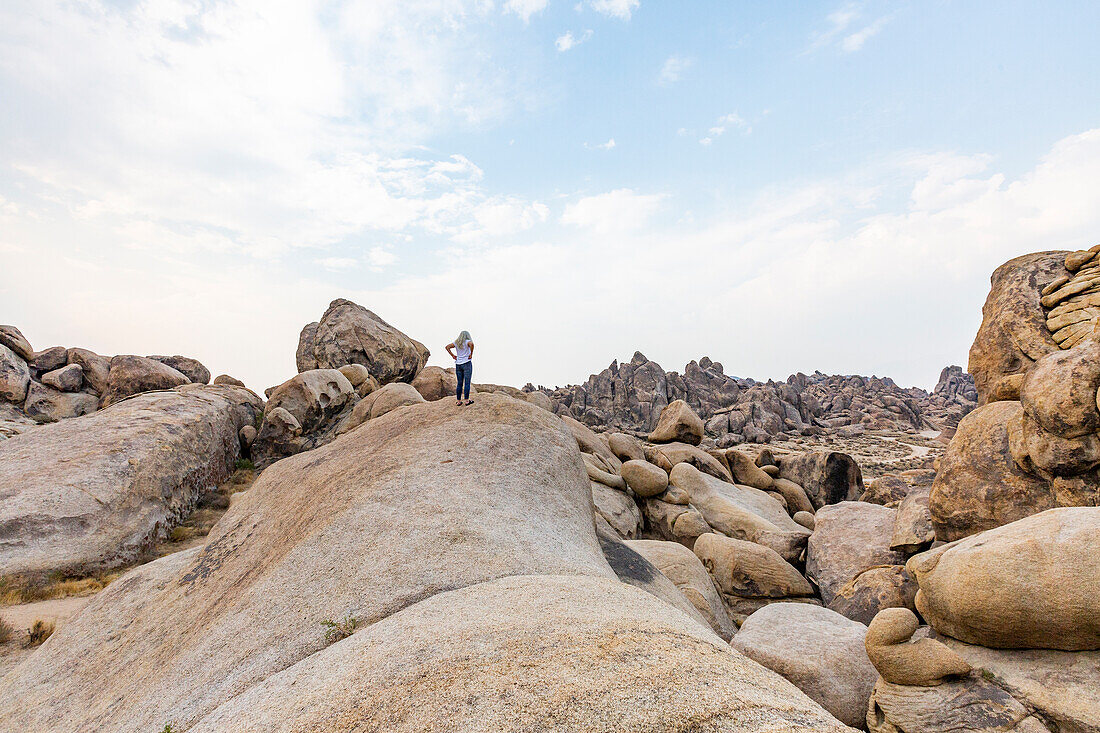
[737,428,944,480]
[0,595,94,678]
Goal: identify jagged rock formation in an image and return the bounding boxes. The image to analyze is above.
[538,352,975,443]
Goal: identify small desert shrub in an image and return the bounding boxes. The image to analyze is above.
[321,614,359,644]
[25,619,54,647]
[235,458,255,471]
[161,725,174,733]
[0,572,116,606]
[0,614,12,644]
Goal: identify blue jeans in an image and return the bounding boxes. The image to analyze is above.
[456,361,472,400]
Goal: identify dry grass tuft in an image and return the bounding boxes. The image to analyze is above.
[0,614,12,644]
[321,614,359,644]
[25,619,54,647]
[0,572,118,607]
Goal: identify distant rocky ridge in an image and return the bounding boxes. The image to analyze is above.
[534,353,976,443]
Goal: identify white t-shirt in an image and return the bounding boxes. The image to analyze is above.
[454,341,472,365]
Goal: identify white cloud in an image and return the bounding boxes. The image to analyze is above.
[316,257,359,271]
[366,246,398,270]
[561,188,665,232]
[841,15,889,52]
[698,112,751,145]
[585,138,616,150]
[590,0,639,20]
[808,3,889,54]
[504,0,549,22]
[658,55,692,85]
[555,29,593,51]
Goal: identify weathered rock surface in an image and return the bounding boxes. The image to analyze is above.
[694,532,813,599]
[22,381,99,423]
[807,502,905,609]
[671,463,811,563]
[627,538,737,641]
[867,676,1048,733]
[103,354,191,406]
[778,450,865,510]
[930,401,1055,541]
[0,324,34,361]
[0,385,262,579]
[968,251,1067,405]
[0,343,31,404]
[648,398,704,445]
[909,508,1100,651]
[942,636,1100,733]
[0,394,852,733]
[620,458,668,497]
[865,608,972,687]
[890,487,935,555]
[251,369,355,466]
[733,603,878,728]
[67,347,110,394]
[148,354,211,384]
[829,564,918,626]
[40,363,83,392]
[299,299,423,385]
[590,481,641,538]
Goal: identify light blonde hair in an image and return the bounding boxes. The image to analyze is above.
[454,330,472,348]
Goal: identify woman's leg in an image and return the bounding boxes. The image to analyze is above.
[456,363,464,402]
[463,362,472,400]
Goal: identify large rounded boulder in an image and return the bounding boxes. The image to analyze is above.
[299,299,424,385]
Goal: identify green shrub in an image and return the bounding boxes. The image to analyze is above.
[321,614,359,644]
[234,458,255,472]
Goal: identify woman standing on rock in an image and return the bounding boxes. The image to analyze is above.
[446,331,474,405]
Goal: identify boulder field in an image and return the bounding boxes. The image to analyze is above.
[0,394,851,732]
[4,247,1100,733]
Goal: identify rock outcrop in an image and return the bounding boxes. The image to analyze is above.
[0,394,852,732]
[538,351,973,442]
[296,299,425,385]
[0,385,263,579]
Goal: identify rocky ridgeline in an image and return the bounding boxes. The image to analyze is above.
[1,251,1098,732]
[536,352,976,444]
[0,323,256,440]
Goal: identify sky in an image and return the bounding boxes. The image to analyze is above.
[1,0,1099,393]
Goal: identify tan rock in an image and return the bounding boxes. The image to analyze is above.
[647,399,704,445]
[30,345,67,373]
[369,381,427,420]
[0,385,262,579]
[671,463,811,563]
[103,354,190,406]
[807,502,905,607]
[627,538,737,641]
[829,565,918,625]
[561,414,622,472]
[67,348,110,394]
[929,401,1054,541]
[967,251,1066,404]
[339,363,379,397]
[726,449,776,490]
[583,453,627,490]
[652,441,734,483]
[734,603,878,728]
[778,450,864,509]
[941,637,1100,733]
[794,510,816,530]
[524,390,553,411]
[694,532,813,599]
[148,355,211,384]
[0,325,34,361]
[410,365,457,401]
[590,481,640,538]
[909,507,1100,651]
[864,608,971,687]
[620,458,668,497]
[0,343,31,404]
[22,381,99,423]
[213,374,245,387]
[773,477,815,515]
[304,299,424,384]
[867,677,1046,733]
[890,487,935,555]
[41,363,84,392]
[0,394,851,733]
[608,431,645,461]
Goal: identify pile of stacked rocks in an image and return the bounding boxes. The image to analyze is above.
[0,324,236,439]
[535,352,975,444]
